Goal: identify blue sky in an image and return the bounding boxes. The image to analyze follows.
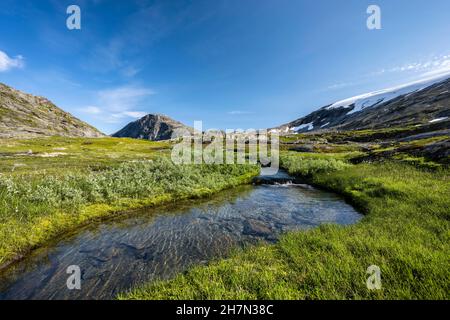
[1,0,449,134]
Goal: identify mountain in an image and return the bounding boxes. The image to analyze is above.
[274,75,450,133]
[112,114,192,141]
[0,83,104,138]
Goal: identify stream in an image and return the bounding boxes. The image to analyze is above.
[0,170,362,300]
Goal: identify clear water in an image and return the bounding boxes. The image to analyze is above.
[0,172,361,300]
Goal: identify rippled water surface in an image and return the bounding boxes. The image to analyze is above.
[0,172,361,300]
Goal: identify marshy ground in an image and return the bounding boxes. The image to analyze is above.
[0,129,448,300]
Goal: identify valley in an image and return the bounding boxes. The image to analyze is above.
[0,76,448,300]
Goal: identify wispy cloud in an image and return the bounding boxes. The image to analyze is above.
[82,2,186,78]
[102,111,149,123]
[372,54,450,77]
[97,86,154,112]
[121,111,148,118]
[228,110,253,115]
[79,106,102,115]
[326,82,355,90]
[80,85,154,123]
[323,54,450,93]
[0,50,24,72]
[420,67,450,78]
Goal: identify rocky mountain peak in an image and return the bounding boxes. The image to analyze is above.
[273,75,450,134]
[0,83,104,138]
[112,113,192,141]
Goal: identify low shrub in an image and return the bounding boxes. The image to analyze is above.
[281,153,350,177]
[0,157,258,265]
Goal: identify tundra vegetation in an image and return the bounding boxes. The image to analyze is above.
[121,151,449,299]
[0,128,449,300]
[0,137,258,267]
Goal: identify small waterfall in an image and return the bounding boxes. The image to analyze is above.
[252,168,299,185]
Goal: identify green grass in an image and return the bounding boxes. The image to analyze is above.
[279,127,415,144]
[120,154,449,300]
[318,126,429,143]
[281,152,351,176]
[0,136,171,174]
[0,137,259,268]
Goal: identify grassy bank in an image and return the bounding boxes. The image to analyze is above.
[121,153,449,299]
[0,137,259,268]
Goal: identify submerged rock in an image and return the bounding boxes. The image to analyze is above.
[243,219,272,236]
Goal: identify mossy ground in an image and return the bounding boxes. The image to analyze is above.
[0,136,171,174]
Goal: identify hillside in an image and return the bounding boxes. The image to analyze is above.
[112,113,192,141]
[274,75,450,133]
[0,83,104,138]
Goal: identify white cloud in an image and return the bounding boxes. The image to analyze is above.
[79,106,102,114]
[228,110,253,115]
[79,86,153,123]
[104,111,147,123]
[97,86,154,112]
[122,111,147,118]
[327,82,355,90]
[373,54,450,77]
[419,59,450,78]
[0,50,24,72]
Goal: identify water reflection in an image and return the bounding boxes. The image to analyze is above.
[0,182,361,300]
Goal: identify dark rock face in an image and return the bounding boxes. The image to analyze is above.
[0,83,104,138]
[351,137,450,165]
[289,144,315,152]
[398,129,450,142]
[410,139,450,163]
[275,77,450,133]
[111,114,192,141]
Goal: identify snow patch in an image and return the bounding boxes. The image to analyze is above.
[38,152,68,158]
[293,122,314,132]
[324,72,450,115]
[320,122,330,128]
[429,117,448,123]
